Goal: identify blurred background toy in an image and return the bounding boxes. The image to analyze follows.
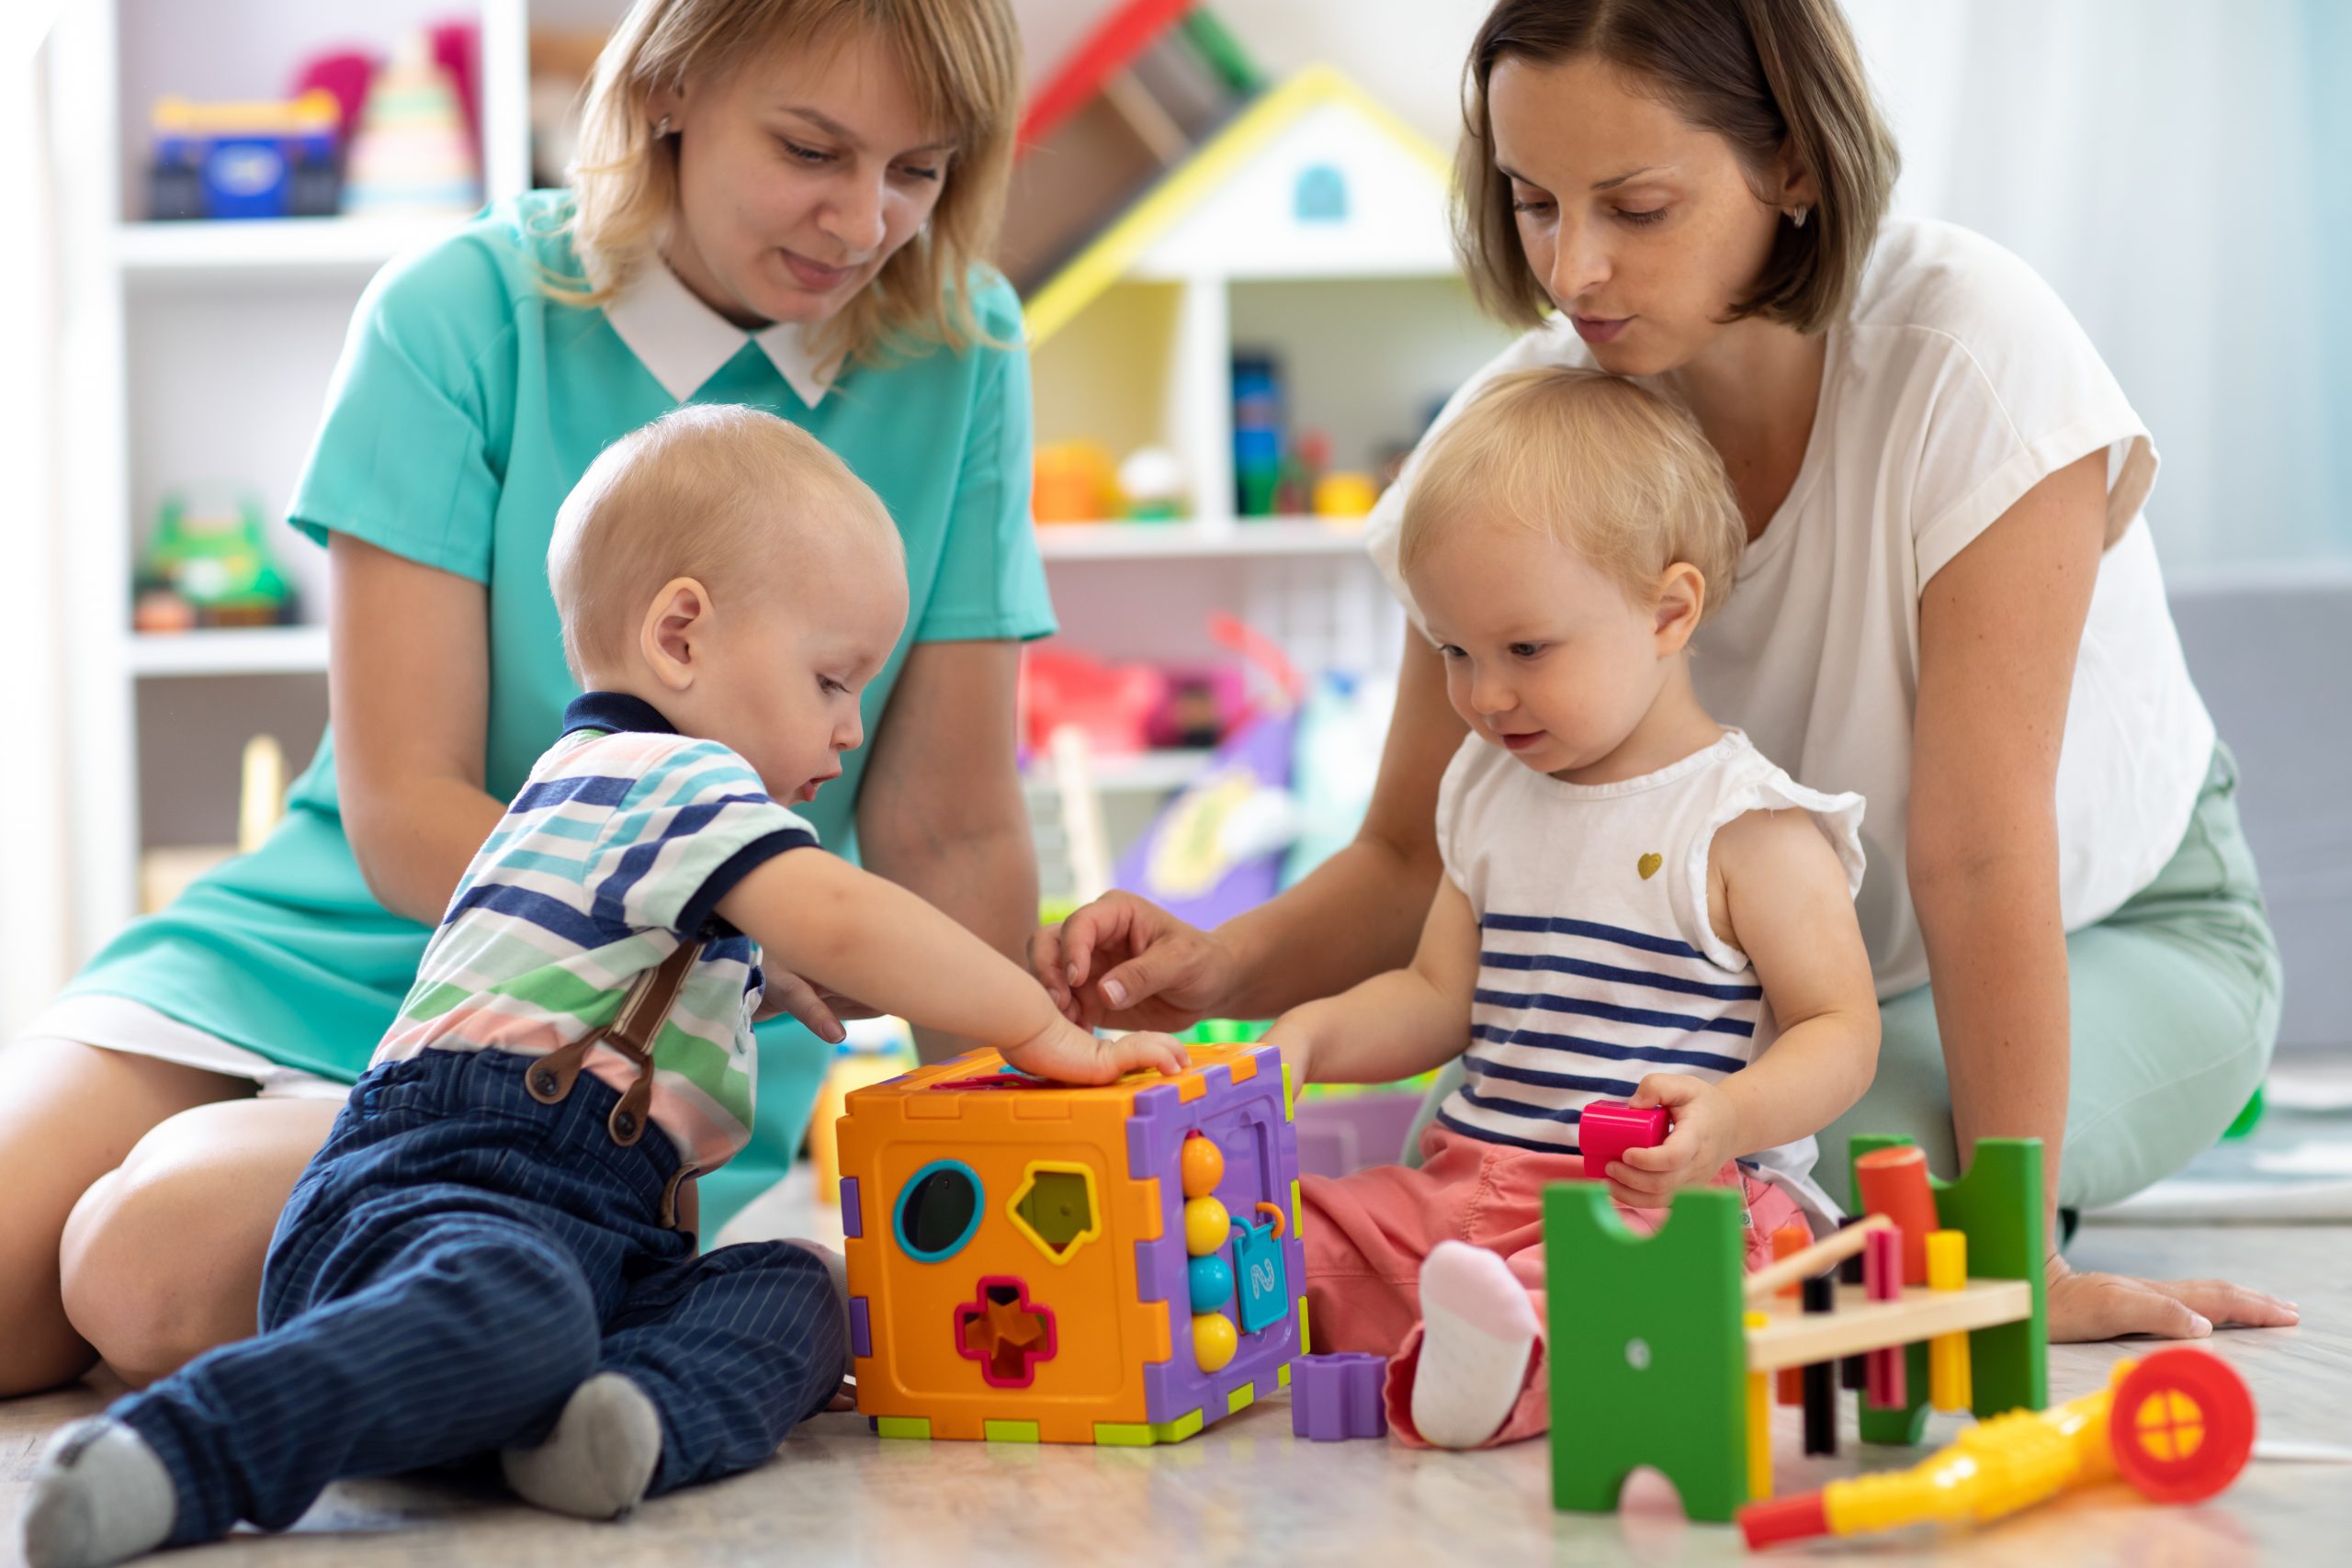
[1032,440,1124,525]
[147,91,342,221]
[1117,445,1188,520]
[131,490,297,632]
[340,30,481,216]
[996,0,1262,293]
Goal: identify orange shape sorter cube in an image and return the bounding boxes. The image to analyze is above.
[838,1041,1306,1446]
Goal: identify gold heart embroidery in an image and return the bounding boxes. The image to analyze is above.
[1637,852,1663,881]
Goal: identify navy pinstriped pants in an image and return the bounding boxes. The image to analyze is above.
[108,1048,843,1545]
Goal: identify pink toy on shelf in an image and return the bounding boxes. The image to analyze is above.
[1292,1352,1388,1440]
[1577,1100,1669,1178]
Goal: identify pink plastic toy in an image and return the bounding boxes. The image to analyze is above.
[1577,1100,1669,1177]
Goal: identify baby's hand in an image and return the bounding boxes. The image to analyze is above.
[1605,1074,1739,1207]
[1003,1016,1189,1086]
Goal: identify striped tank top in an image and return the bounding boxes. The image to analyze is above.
[1431,729,1865,1220]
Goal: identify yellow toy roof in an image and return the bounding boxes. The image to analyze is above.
[1023,63,1455,346]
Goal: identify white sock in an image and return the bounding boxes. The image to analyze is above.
[1409,1240,1541,1450]
[501,1373,662,1521]
[22,1418,176,1568]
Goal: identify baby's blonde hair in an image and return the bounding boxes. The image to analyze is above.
[1398,368,1747,624]
[552,0,1021,367]
[548,404,902,682]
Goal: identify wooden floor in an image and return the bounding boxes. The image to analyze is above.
[4,1219,2346,1567]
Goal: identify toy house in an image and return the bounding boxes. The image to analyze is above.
[838,1040,1306,1445]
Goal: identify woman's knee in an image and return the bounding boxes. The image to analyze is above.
[59,1097,339,1386]
[0,1038,252,1395]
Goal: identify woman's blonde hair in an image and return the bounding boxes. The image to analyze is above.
[555,0,1021,366]
[1454,0,1898,336]
[1399,368,1747,624]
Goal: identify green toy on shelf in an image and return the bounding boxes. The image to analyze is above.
[132,491,298,633]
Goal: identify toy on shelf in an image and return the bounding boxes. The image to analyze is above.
[147,92,342,221]
[1312,470,1378,519]
[1546,1134,2050,1523]
[1231,351,1284,516]
[999,1,1261,293]
[132,491,297,632]
[1020,645,1166,754]
[1294,1352,1389,1440]
[838,1040,1305,1445]
[1117,446,1188,520]
[341,31,481,216]
[1742,1347,2256,1547]
[1033,441,1123,525]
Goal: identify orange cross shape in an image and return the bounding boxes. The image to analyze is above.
[956,1279,1057,1387]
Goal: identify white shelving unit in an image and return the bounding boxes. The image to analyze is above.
[52,0,534,961]
[48,7,1474,962]
[127,626,333,678]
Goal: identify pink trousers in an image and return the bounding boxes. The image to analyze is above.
[1299,1124,1810,1448]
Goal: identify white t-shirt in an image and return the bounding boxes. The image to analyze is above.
[1367,217,2214,998]
[1433,728,1863,1230]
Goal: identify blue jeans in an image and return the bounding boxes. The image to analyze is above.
[109,1049,843,1545]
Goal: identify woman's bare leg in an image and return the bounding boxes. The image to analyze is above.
[0,1040,250,1395]
[60,1096,343,1387]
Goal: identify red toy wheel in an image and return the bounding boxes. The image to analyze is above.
[2109,1348,2256,1504]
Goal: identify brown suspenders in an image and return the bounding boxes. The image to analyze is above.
[523,938,705,1232]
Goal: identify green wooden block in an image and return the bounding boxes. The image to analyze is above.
[874,1416,932,1440]
[1849,1134,2049,1421]
[1227,1384,1255,1415]
[983,1419,1040,1443]
[1545,1183,1750,1521]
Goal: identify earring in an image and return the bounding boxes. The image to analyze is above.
[653,115,674,138]
[1792,206,1809,229]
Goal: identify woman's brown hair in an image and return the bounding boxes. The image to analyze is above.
[1454,0,1899,335]
[555,0,1021,367]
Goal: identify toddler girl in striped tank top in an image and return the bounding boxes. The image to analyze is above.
[1269,369,1879,1450]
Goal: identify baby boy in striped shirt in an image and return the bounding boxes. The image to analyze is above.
[26,406,1188,1568]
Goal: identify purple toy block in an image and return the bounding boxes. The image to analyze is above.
[839,1175,863,1238]
[849,1295,872,1359]
[1292,1352,1388,1440]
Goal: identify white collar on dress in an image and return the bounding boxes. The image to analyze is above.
[603,257,838,410]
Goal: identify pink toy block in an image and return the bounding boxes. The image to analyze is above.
[1577,1100,1669,1177]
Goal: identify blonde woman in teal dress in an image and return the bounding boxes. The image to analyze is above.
[0,0,1046,1395]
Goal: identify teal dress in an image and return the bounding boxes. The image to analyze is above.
[62,192,1056,1227]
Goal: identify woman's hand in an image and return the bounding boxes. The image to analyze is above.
[1030,892,1238,1032]
[2044,1254,2299,1342]
[1607,1074,1739,1208]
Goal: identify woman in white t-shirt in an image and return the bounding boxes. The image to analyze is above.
[1034,0,2292,1344]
